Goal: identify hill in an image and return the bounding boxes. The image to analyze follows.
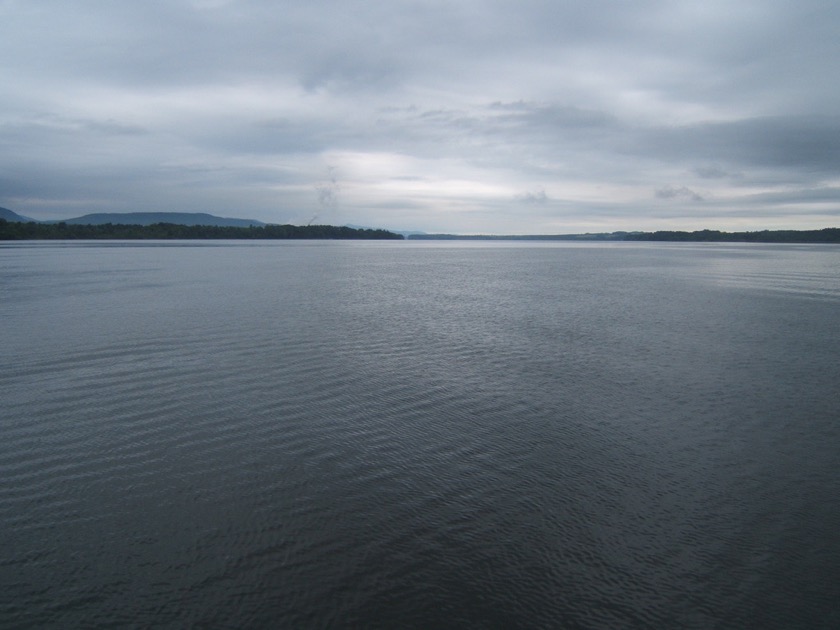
[44,212,265,227]
[0,207,37,223]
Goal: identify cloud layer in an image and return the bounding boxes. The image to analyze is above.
[2,0,839,232]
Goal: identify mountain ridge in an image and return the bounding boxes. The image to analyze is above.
[0,207,37,223]
[41,212,266,227]
[0,209,266,227]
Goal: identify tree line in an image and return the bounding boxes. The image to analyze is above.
[622,228,840,243]
[3,219,838,243]
[408,228,840,243]
[0,220,403,240]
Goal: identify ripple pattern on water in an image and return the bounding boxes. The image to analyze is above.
[2,241,839,628]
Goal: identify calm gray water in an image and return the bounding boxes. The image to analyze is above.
[2,240,839,628]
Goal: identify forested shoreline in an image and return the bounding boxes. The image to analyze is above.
[3,218,839,243]
[408,228,840,243]
[0,219,403,240]
[622,228,840,243]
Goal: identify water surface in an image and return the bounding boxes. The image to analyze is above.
[2,240,839,628]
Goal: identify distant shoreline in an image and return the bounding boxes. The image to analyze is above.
[407,228,840,243]
[0,220,403,240]
[2,217,839,243]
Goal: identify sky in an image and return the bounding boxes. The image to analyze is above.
[2,0,840,234]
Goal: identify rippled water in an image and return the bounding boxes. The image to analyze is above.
[2,240,839,628]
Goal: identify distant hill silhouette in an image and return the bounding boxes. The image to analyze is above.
[0,209,266,227]
[43,212,265,227]
[0,207,37,223]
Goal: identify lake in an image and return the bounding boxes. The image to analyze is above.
[2,240,839,628]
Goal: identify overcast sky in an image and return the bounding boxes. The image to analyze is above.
[2,0,839,233]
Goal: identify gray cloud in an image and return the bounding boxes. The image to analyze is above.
[2,0,839,231]
[637,116,840,175]
[315,167,340,206]
[694,166,732,179]
[655,186,705,202]
[516,189,549,204]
